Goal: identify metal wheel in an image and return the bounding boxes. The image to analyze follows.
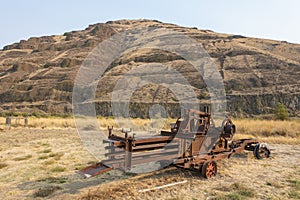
[201,161,217,178]
[253,143,270,159]
[221,118,236,141]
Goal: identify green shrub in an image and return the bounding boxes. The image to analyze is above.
[49,152,64,160]
[38,155,49,160]
[13,155,32,161]
[43,160,55,166]
[289,191,300,199]
[275,102,289,120]
[38,149,52,153]
[50,166,65,172]
[288,179,300,190]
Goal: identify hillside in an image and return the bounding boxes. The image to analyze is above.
[0,19,299,117]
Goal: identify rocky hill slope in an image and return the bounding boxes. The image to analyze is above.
[0,19,299,117]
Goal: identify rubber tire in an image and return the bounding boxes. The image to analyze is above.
[253,143,270,159]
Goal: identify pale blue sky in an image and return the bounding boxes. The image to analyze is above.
[1,0,299,49]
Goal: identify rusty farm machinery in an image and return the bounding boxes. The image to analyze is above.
[78,109,270,178]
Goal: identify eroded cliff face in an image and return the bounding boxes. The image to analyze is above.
[0,19,299,117]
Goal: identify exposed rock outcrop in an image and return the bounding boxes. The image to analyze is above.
[0,19,299,117]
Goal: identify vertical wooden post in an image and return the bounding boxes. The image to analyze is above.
[24,117,28,128]
[6,116,11,129]
[125,138,132,171]
[108,126,113,137]
[107,126,115,160]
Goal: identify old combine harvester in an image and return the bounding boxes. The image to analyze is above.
[78,109,270,178]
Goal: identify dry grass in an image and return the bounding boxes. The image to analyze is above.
[33,185,62,198]
[79,148,300,200]
[0,117,299,199]
[0,116,169,130]
[0,163,8,169]
[79,167,191,200]
[233,118,300,144]
[0,128,96,199]
[0,116,75,129]
[234,118,300,138]
[1,117,299,144]
[234,133,300,145]
[213,182,255,200]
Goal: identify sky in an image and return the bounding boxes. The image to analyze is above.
[1,0,300,49]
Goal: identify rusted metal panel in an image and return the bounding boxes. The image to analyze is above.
[133,136,175,144]
[77,162,112,178]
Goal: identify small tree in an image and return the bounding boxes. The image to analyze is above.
[275,102,289,120]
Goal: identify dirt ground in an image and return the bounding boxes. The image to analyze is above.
[0,128,299,200]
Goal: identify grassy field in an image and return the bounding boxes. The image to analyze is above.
[0,117,299,199]
[1,116,299,144]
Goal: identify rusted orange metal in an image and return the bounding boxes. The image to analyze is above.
[77,162,112,178]
[77,109,270,178]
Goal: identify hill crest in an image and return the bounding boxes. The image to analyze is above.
[0,19,299,117]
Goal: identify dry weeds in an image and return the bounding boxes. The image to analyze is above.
[1,117,299,144]
[79,144,300,200]
[0,117,299,199]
